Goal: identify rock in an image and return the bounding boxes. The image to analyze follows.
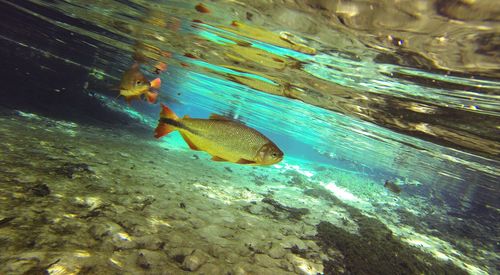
[281,236,307,251]
[254,254,280,268]
[181,249,209,271]
[248,204,263,215]
[55,162,94,179]
[73,196,103,211]
[190,217,205,229]
[305,240,320,252]
[28,183,50,197]
[197,263,223,274]
[3,252,46,274]
[89,221,136,249]
[268,245,287,259]
[111,231,136,250]
[218,210,236,224]
[164,233,185,248]
[136,235,165,250]
[89,221,121,240]
[0,216,16,227]
[119,152,130,158]
[167,210,189,220]
[14,175,37,184]
[286,254,323,275]
[46,255,89,275]
[261,198,310,220]
[231,262,253,275]
[198,224,233,240]
[137,253,150,269]
[136,250,168,270]
[167,247,194,263]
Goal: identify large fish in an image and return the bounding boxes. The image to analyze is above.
[119,63,161,104]
[154,104,283,165]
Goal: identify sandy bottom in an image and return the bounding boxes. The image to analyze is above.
[0,111,491,274]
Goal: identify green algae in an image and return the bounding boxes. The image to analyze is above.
[316,211,467,275]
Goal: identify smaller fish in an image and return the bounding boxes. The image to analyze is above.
[153,62,167,74]
[119,63,161,104]
[195,3,210,13]
[384,180,401,194]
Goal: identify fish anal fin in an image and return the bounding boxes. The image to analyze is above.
[209,114,232,121]
[180,132,201,151]
[154,122,174,138]
[211,156,228,162]
[236,158,256,165]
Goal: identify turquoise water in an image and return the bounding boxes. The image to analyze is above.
[0,0,499,274]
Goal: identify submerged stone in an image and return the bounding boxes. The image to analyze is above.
[181,249,209,271]
[28,183,50,197]
[262,197,310,220]
[55,162,94,179]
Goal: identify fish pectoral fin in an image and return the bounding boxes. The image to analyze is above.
[180,132,201,151]
[209,114,232,121]
[236,158,256,165]
[211,156,228,162]
[124,95,140,105]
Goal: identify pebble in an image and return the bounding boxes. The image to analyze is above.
[136,249,168,270]
[254,254,280,268]
[281,235,307,251]
[197,262,224,274]
[248,204,264,215]
[181,249,209,271]
[119,152,131,158]
[286,254,323,275]
[268,245,287,259]
[136,235,165,250]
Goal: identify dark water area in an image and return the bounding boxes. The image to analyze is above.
[0,0,499,274]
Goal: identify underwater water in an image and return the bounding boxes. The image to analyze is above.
[0,0,499,274]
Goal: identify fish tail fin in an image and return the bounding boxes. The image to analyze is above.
[146,91,158,104]
[150,78,161,89]
[155,103,178,138]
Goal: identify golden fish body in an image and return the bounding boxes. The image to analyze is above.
[155,104,283,165]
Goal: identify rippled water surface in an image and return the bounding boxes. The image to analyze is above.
[0,0,499,274]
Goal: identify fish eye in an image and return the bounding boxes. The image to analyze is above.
[136,80,142,84]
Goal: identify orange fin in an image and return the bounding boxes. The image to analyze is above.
[154,122,174,139]
[180,132,201,151]
[183,115,190,119]
[146,91,158,104]
[211,156,227,162]
[153,62,167,74]
[236,159,256,164]
[150,78,161,89]
[160,103,178,120]
[209,114,232,121]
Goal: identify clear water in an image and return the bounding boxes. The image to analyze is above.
[0,0,499,274]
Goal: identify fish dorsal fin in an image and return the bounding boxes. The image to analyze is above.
[180,132,200,151]
[209,114,232,121]
[211,156,227,162]
[236,158,256,165]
